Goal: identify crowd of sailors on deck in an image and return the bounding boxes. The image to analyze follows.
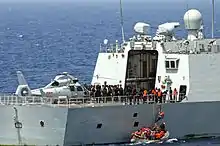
[84,83,179,104]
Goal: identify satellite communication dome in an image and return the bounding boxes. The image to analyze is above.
[134,22,150,35]
[183,9,202,30]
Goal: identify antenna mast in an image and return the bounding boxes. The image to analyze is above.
[212,0,215,38]
[120,0,125,43]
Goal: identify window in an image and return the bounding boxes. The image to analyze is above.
[96,124,102,129]
[51,81,59,87]
[199,44,205,52]
[176,59,179,68]
[133,121,139,127]
[76,86,83,91]
[165,61,169,68]
[165,59,179,70]
[171,61,175,68]
[133,113,138,117]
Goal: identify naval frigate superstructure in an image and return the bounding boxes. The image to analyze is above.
[90,3,220,145]
[1,3,220,146]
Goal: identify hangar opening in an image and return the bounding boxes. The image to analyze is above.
[125,50,158,92]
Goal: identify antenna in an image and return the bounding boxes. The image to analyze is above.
[120,0,125,43]
[212,0,215,38]
[186,1,190,29]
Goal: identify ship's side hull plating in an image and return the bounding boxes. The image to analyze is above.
[64,101,220,145]
[163,101,220,138]
[64,104,155,145]
[0,101,220,145]
[0,105,68,145]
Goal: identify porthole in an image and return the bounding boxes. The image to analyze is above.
[40,120,45,127]
[97,123,102,129]
[133,113,138,117]
[133,121,139,127]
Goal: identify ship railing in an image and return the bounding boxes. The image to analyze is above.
[99,41,127,53]
[0,93,187,107]
[0,95,46,106]
[53,93,187,107]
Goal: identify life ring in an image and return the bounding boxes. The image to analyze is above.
[20,87,29,96]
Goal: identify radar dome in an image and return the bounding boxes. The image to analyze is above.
[183,9,202,30]
[134,22,150,35]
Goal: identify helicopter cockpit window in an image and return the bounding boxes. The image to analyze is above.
[51,81,59,87]
[76,86,83,91]
[72,79,79,84]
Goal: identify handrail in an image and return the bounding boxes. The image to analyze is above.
[0,93,187,108]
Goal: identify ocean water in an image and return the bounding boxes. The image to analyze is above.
[0,0,220,145]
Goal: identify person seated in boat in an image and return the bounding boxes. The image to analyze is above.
[154,130,165,140]
[152,122,166,140]
[131,127,152,139]
[148,124,159,140]
[151,123,160,131]
[140,127,152,139]
[131,122,166,140]
[131,129,143,139]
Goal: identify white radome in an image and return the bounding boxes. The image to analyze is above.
[134,22,150,35]
[183,9,202,30]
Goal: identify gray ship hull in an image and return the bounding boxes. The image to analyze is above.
[1,101,220,145]
[65,101,220,145]
[163,101,220,138]
[0,105,68,146]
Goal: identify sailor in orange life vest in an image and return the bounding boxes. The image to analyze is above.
[131,127,151,139]
[151,122,166,140]
[131,122,166,140]
[151,111,166,140]
[131,111,165,140]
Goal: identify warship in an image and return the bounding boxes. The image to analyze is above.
[0,0,220,145]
